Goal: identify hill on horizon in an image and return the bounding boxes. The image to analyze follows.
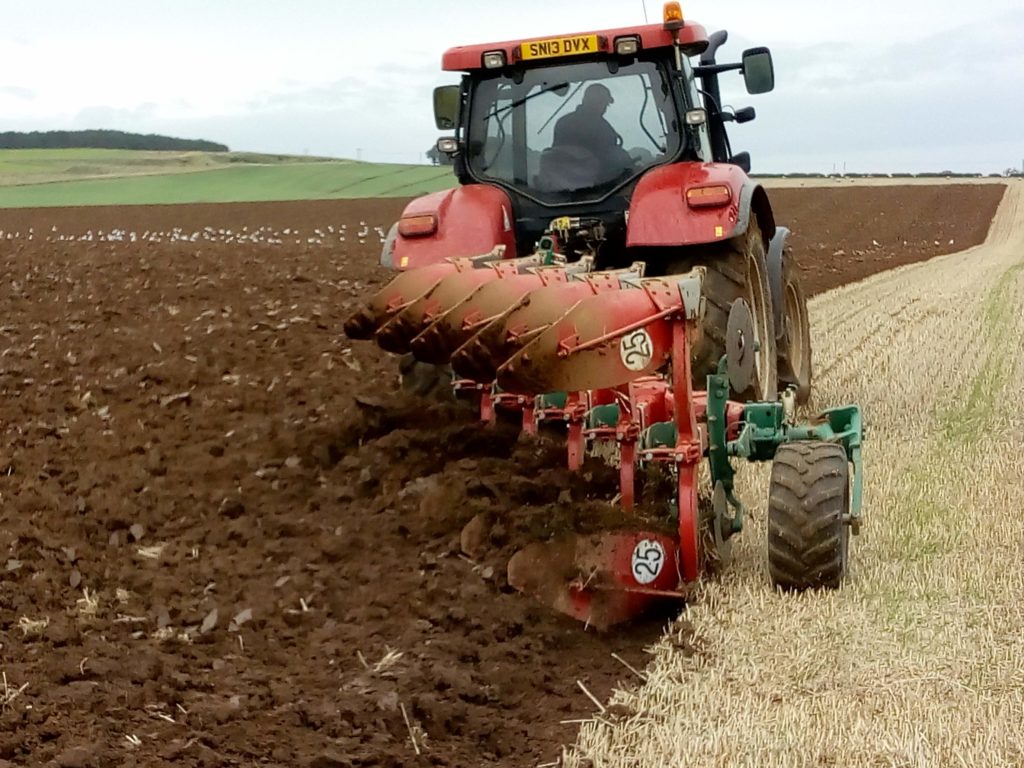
[0,129,228,153]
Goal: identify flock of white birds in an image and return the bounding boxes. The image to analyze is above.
[0,222,390,246]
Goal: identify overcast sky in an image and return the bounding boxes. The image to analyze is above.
[1,0,1022,173]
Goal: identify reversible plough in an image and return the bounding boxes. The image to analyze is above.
[344,237,864,628]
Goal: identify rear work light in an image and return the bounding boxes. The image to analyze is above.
[686,185,732,208]
[685,108,707,126]
[436,137,459,155]
[615,36,640,55]
[482,51,506,69]
[398,213,438,237]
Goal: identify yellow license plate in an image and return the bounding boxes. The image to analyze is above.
[520,34,600,61]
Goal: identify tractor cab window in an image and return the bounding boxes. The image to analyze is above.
[466,59,682,205]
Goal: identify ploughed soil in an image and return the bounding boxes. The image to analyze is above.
[0,185,1004,767]
[768,184,1006,296]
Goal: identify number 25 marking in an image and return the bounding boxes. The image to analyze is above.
[631,540,665,585]
[620,329,653,371]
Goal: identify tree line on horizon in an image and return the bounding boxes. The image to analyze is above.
[0,130,228,152]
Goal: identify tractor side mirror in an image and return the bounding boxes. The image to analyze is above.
[741,48,775,94]
[728,151,751,173]
[734,107,756,124]
[433,85,461,130]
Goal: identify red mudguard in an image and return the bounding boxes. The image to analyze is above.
[626,162,774,248]
[392,185,517,270]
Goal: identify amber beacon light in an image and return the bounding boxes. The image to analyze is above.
[663,2,684,30]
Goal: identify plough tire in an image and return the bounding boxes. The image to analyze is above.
[767,441,849,591]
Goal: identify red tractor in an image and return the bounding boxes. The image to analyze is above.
[346,4,862,628]
[380,3,810,403]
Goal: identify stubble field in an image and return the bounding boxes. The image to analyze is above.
[0,182,1011,767]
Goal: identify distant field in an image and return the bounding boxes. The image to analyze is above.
[1,149,1000,209]
[0,149,456,207]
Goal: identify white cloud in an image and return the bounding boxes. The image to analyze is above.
[0,0,1020,171]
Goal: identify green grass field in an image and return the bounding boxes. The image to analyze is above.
[0,149,457,207]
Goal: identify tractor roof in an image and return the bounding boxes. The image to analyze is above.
[441,21,709,72]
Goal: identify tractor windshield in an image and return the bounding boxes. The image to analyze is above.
[466,59,682,205]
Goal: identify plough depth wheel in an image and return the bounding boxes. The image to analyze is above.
[767,441,850,590]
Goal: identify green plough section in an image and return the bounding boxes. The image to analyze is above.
[715,383,864,535]
[579,366,865,535]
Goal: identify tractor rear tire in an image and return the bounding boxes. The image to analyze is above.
[767,441,850,591]
[398,354,452,399]
[777,257,812,404]
[667,214,777,402]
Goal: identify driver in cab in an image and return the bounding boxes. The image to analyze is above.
[551,83,634,180]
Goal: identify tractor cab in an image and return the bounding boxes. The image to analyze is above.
[431,4,775,260]
[461,57,688,205]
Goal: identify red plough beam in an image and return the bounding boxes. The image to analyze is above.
[345,253,715,628]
